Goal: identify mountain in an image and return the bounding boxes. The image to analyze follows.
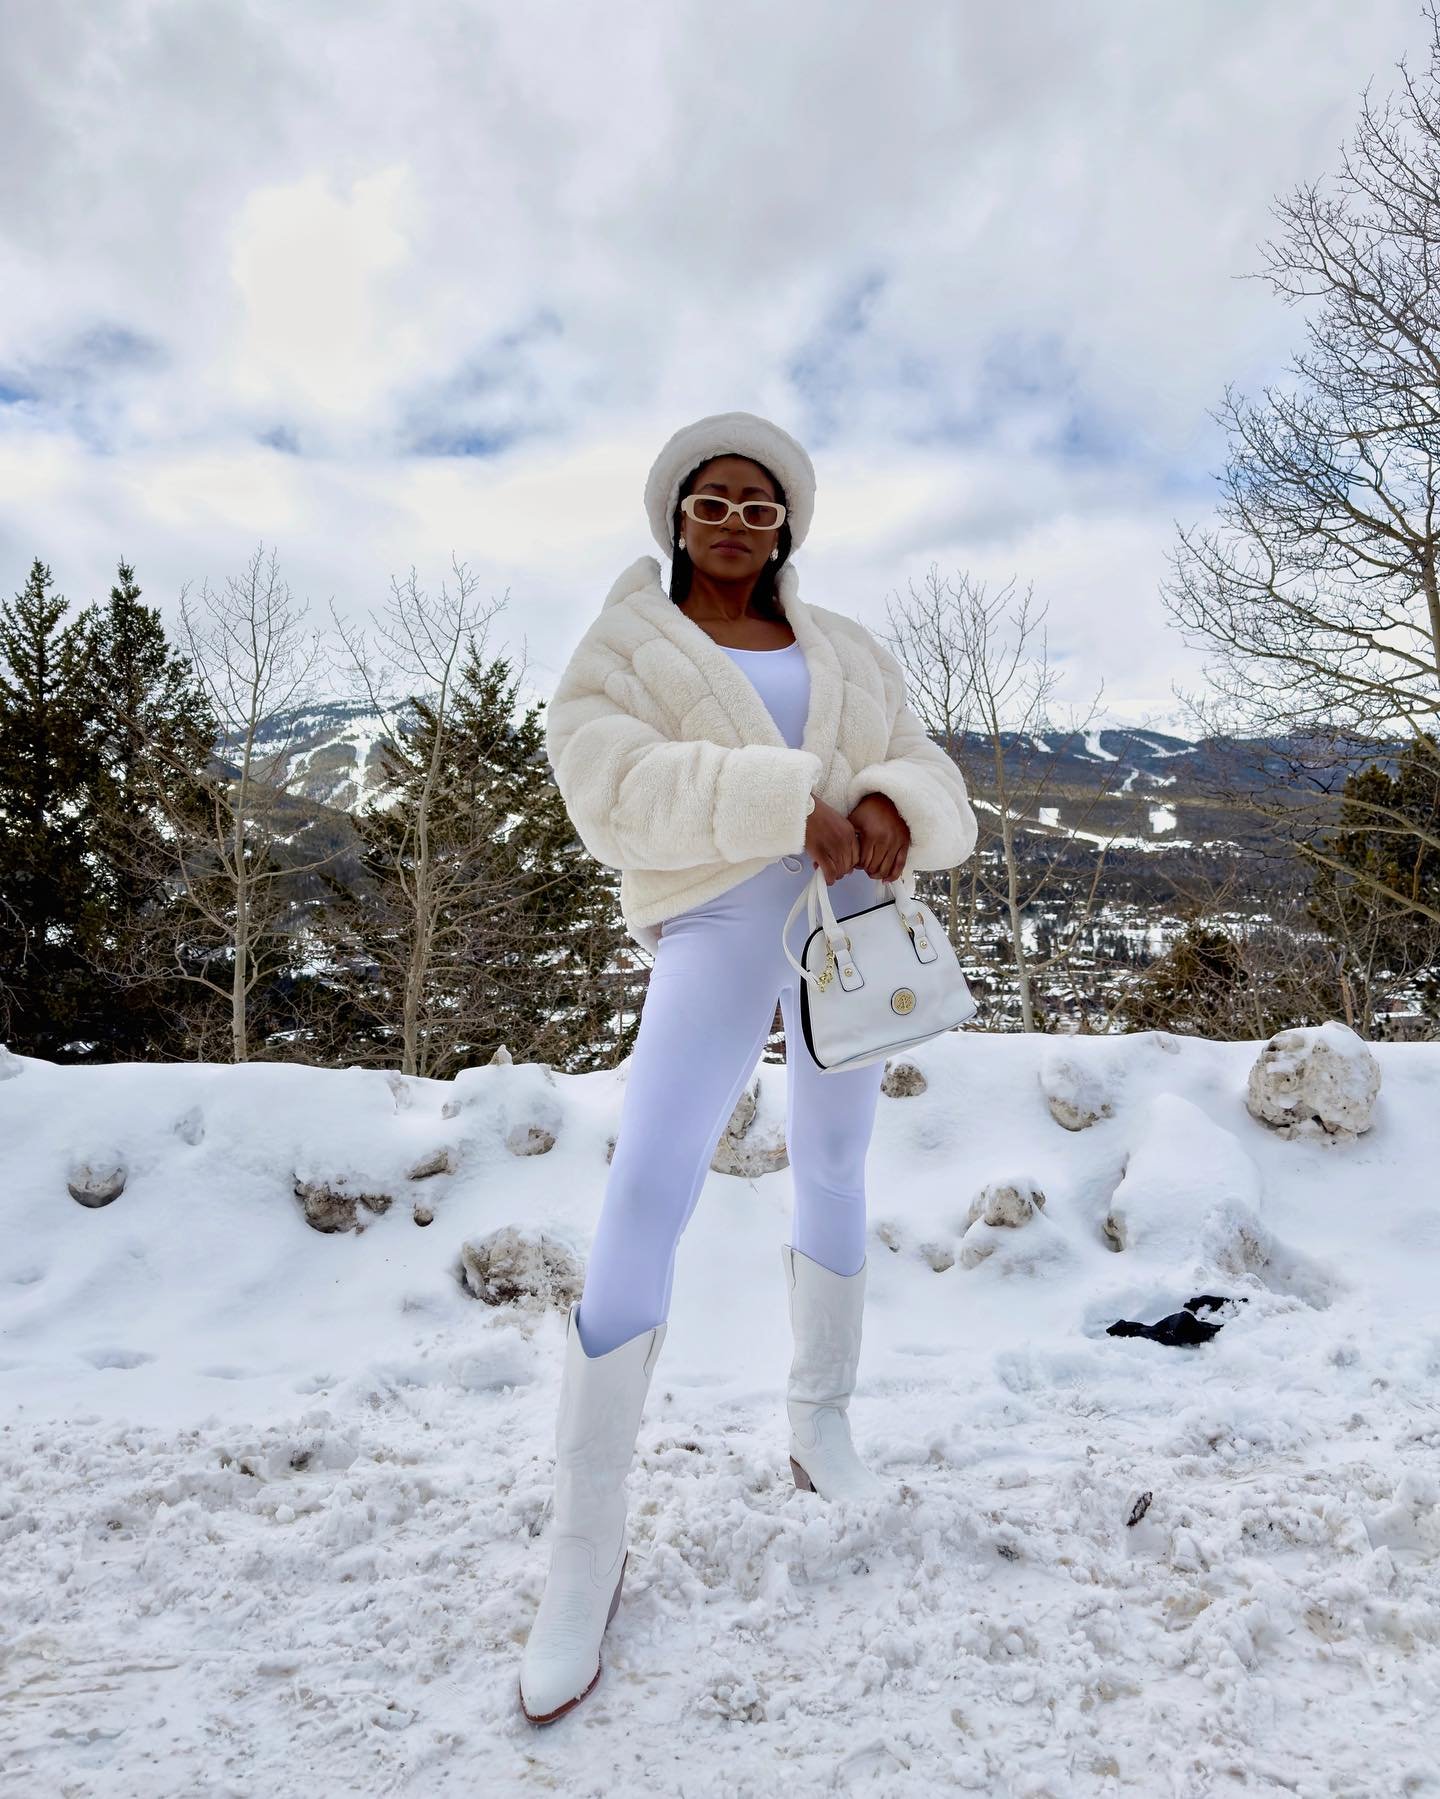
[949,726,1403,860]
[217,701,1401,866]
[213,696,424,812]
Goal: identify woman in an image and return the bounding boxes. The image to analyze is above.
[519,411,977,1725]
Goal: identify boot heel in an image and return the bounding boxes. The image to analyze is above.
[790,1455,815,1492]
[607,1550,628,1624]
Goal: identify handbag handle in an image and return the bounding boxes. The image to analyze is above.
[781,865,920,988]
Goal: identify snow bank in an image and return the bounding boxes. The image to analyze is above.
[3,1029,1439,1794]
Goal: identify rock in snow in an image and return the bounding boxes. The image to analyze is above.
[1039,1044,1119,1130]
[962,1177,1048,1231]
[1246,1021,1382,1140]
[66,1160,127,1207]
[459,1224,582,1310]
[959,1177,1062,1272]
[881,1056,928,1097]
[293,1177,393,1233]
[711,1073,788,1177]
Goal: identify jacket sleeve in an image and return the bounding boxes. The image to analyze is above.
[844,641,978,872]
[545,650,824,872]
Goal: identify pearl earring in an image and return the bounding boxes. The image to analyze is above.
[678,534,685,552]
[771,548,779,560]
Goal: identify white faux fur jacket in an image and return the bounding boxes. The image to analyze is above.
[544,554,979,954]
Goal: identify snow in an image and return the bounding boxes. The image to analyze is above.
[1149,804,1177,834]
[4,1033,1440,1794]
[1059,822,1191,853]
[974,797,1179,853]
[1130,735,1197,760]
[1080,729,1118,762]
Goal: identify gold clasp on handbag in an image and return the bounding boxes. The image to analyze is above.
[903,906,939,964]
[814,932,864,993]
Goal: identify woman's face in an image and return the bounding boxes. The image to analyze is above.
[682,455,782,581]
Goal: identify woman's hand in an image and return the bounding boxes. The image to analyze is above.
[848,793,911,883]
[803,796,862,884]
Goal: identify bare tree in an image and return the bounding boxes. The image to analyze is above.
[327,558,514,1077]
[165,542,343,1062]
[883,564,1137,1031]
[1164,8,1440,926]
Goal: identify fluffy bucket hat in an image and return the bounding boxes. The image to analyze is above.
[643,410,816,562]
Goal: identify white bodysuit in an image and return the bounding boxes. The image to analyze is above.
[574,638,888,1359]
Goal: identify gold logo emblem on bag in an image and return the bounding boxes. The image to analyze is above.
[891,987,916,1014]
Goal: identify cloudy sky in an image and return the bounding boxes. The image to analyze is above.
[0,0,1430,727]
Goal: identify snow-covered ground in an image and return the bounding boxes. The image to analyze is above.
[3,1031,1439,1797]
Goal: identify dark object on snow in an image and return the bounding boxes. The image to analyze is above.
[1109,1310,1221,1346]
[1184,1292,1248,1315]
[1107,1293,1248,1347]
[1126,1491,1153,1527]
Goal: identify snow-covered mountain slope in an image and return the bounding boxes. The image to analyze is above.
[228,701,1403,871]
[214,696,424,812]
[3,1030,1438,1792]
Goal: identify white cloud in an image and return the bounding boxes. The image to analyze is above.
[0,0,1430,721]
[229,167,422,429]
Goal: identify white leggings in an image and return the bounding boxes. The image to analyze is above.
[575,852,889,1359]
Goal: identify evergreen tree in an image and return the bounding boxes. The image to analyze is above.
[0,559,103,1056]
[313,647,632,1076]
[1308,736,1440,1027]
[72,560,218,1058]
[1119,923,1248,1037]
[1118,917,1340,1040]
[453,650,636,1073]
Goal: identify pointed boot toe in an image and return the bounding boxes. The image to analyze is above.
[518,1538,629,1723]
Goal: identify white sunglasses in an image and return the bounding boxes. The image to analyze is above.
[680,494,786,531]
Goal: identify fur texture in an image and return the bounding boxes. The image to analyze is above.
[643,410,817,557]
[545,555,979,954]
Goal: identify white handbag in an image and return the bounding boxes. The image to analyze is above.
[781,867,978,1072]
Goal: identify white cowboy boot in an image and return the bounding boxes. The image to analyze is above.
[518,1304,667,1725]
[781,1242,890,1501]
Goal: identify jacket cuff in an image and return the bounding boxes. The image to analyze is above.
[713,746,824,862]
[846,761,977,870]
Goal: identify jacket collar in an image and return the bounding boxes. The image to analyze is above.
[600,554,842,771]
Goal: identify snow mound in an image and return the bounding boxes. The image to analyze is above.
[958,1177,1070,1275]
[2,1029,1439,1792]
[1099,1093,1343,1313]
[1040,1042,1121,1130]
[1246,1021,1382,1140]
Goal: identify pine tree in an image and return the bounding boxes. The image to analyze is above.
[1119,923,1248,1037]
[313,648,632,1076]
[1309,736,1440,1028]
[448,647,635,1072]
[0,558,102,1055]
[70,560,219,1058]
